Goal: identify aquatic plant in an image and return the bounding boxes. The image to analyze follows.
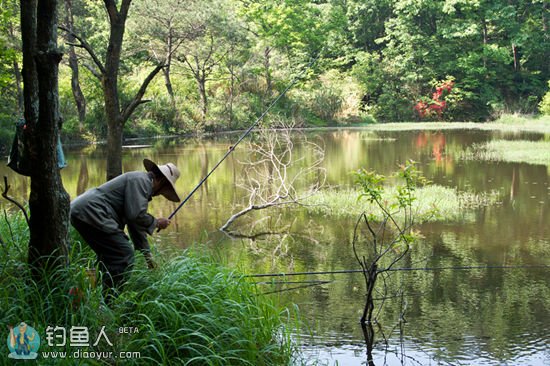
[459,140,550,166]
[303,185,501,222]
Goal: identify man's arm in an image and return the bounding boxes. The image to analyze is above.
[124,174,157,234]
[127,222,156,269]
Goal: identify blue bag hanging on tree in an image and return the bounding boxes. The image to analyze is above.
[7,118,67,176]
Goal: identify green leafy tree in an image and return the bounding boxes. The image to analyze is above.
[129,0,200,109]
[60,0,165,180]
[172,0,245,128]
[60,0,86,130]
[240,0,331,97]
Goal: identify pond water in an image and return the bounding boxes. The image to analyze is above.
[1,127,549,365]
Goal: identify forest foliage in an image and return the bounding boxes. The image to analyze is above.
[0,0,548,150]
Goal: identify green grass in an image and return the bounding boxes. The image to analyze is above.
[460,139,550,166]
[364,114,550,134]
[304,185,501,222]
[0,212,295,365]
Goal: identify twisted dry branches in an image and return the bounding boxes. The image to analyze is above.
[220,126,326,237]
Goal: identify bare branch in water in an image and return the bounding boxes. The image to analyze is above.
[220,122,326,236]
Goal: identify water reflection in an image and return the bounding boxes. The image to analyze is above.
[0,128,548,365]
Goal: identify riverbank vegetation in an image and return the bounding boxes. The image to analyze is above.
[1,0,549,152]
[305,185,501,223]
[0,212,295,365]
[460,140,550,166]
[367,114,550,134]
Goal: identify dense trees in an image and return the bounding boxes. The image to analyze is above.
[0,0,548,154]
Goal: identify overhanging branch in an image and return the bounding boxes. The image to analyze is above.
[121,63,166,122]
[58,25,105,75]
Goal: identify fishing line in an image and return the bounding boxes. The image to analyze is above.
[165,52,322,222]
[259,282,329,296]
[246,264,550,278]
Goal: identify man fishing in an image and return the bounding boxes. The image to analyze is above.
[70,159,181,300]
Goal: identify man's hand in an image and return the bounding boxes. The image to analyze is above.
[147,258,157,270]
[156,218,171,230]
[144,252,157,270]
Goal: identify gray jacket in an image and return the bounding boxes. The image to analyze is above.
[70,171,158,252]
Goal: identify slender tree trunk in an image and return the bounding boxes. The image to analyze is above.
[8,17,23,115]
[194,55,208,126]
[64,0,86,129]
[164,31,175,107]
[104,69,124,180]
[264,46,272,98]
[511,43,518,71]
[228,43,235,129]
[481,16,488,68]
[361,322,375,366]
[21,0,70,272]
[198,75,207,124]
[163,67,174,103]
[104,7,125,180]
[13,59,23,115]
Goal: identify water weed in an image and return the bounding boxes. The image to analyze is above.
[304,185,501,222]
[460,140,550,166]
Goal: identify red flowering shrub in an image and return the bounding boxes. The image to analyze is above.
[414,80,454,119]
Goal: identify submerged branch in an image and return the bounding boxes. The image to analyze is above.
[220,198,296,232]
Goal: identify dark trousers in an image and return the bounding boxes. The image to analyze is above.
[71,216,134,300]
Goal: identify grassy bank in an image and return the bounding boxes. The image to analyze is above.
[0,212,294,365]
[304,185,501,223]
[459,139,550,166]
[366,114,550,134]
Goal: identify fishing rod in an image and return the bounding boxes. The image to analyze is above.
[246,264,550,278]
[164,52,321,223]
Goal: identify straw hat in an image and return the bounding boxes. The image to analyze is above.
[143,159,181,202]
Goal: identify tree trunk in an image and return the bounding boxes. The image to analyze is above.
[13,59,23,115]
[164,31,175,107]
[8,14,23,115]
[104,6,125,180]
[21,0,70,272]
[481,16,488,68]
[103,66,123,180]
[360,322,375,366]
[58,1,163,180]
[163,67,175,104]
[511,43,518,71]
[106,117,123,181]
[193,54,207,126]
[228,43,235,129]
[198,75,208,125]
[64,0,87,129]
[264,46,272,98]
[100,1,163,179]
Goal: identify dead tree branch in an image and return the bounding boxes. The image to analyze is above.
[220,124,326,236]
[2,176,29,227]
